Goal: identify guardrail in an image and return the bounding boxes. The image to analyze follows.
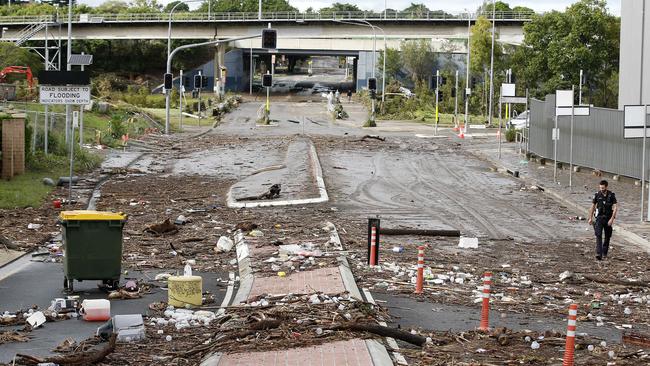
[0,10,534,24]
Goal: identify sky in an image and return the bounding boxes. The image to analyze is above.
[76,0,622,15]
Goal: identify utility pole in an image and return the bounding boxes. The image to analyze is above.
[65,0,72,145]
[44,23,49,154]
[179,69,184,130]
[579,69,583,105]
[488,0,496,126]
[464,11,471,136]
[454,70,459,128]
[435,69,439,135]
[198,70,202,127]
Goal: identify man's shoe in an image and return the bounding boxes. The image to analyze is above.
[596,255,602,260]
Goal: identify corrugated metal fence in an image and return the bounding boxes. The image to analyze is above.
[529,95,647,180]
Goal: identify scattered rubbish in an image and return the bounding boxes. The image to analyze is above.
[80,299,111,321]
[166,335,172,342]
[155,273,172,281]
[145,219,178,235]
[588,344,595,351]
[278,272,286,277]
[27,223,42,230]
[175,215,189,225]
[56,176,79,186]
[216,236,234,252]
[113,314,146,342]
[249,230,264,237]
[559,271,574,281]
[458,237,479,249]
[184,263,193,276]
[49,297,79,314]
[530,341,540,349]
[168,275,203,307]
[42,178,55,186]
[236,183,282,201]
[26,311,46,328]
[392,246,404,253]
[381,228,460,237]
[235,222,258,232]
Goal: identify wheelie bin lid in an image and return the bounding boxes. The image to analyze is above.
[59,210,127,221]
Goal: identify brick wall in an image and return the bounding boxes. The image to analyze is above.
[2,118,25,180]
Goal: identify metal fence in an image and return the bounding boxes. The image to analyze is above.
[529,96,647,180]
[0,10,534,25]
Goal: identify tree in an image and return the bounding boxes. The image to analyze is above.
[400,39,435,83]
[378,47,401,82]
[129,0,162,13]
[319,3,361,13]
[470,16,503,77]
[402,3,429,17]
[0,43,42,73]
[477,1,511,14]
[94,0,130,13]
[198,0,296,13]
[164,1,189,12]
[512,6,534,14]
[512,0,619,107]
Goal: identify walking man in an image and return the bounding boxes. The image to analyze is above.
[347,89,353,103]
[588,180,618,260]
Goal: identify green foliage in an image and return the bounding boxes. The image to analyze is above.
[512,0,619,107]
[400,39,435,83]
[470,16,503,77]
[378,48,401,82]
[94,0,130,13]
[402,3,429,16]
[164,0,189,12]
[198,0,296,12]
[477,1,512,13]
[108,114,127,138]
[0,43,43,73]
[0,3,56,16]
[505,127,517,142]
[319,3,361,13]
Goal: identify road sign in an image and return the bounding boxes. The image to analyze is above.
[556,89,574,107]
[552,128,560,141]
[72,111,79,128]
[555,106,591,116]
[501,83,516,97]
[39,85,90,105]
[38,71,89,86]
[624,105,650,138]
[501,96,527,104]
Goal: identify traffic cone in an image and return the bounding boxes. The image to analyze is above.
[458,131,465,139]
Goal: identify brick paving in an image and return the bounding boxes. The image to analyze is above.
[216,339,374,365]
[247,266,345,299]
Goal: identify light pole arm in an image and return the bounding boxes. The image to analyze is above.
[166,34,261,74]
[168,0,201,57]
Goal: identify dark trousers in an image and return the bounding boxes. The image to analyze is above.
[594,218,613,257]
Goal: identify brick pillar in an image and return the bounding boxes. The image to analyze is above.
[2,117,25,180]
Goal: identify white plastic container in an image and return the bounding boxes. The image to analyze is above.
[80,299,111,321]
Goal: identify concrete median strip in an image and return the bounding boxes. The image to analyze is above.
[226,139,329,208]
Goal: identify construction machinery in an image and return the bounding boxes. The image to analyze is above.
[0,66,34,89]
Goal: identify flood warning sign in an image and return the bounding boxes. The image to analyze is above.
[39,85,91,105]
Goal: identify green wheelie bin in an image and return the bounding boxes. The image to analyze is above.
[59,211,127,292]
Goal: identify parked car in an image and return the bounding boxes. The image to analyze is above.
[507,110,529,130]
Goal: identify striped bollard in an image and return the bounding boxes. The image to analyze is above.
[479,271,492,331]
[563,304,578,366]
[369,226,377,266]
[414,246,425,294]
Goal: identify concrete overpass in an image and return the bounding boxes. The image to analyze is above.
[0,11,529,52]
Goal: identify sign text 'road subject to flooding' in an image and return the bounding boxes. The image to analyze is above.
[39,85,91,105]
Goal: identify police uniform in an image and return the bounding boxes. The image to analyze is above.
[592,190,617,259]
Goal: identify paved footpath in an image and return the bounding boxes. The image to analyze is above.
[472,140,650,253]
[201,230,394,366]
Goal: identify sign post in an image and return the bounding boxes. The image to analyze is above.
[498,83,517,159]
[556,89,591,187]
[624,105,649,221]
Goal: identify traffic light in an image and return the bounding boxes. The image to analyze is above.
[470,77,478,88]
[451,87,456,98]
[164,73,173,90]
[202,76,209,89]
[369,90,376,99]
[262,29,277,49]
[439,76,447,85]
[368,77,377,91]
[262,74,273,87]
[193,74,201,90]
[183,77,190,88]
[437,90,444,102]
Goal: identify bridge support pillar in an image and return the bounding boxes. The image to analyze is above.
[214,43,226,98]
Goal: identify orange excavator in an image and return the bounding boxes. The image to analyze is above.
[0,66,34,89]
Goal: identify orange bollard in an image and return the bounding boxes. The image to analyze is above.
[479,272,492,331]
[458,131,465,139]
[563,304,578,366]
[415,246,425,294]
[369,226,377,266]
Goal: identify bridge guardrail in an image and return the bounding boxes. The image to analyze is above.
[0,10,534,25]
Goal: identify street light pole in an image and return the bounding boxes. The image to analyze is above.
[166,0,200,134]
[488,0,496,127]
[65,0,72,145]
[165,34,262,132]
[259,0,262,20]
[464,11,471,135]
